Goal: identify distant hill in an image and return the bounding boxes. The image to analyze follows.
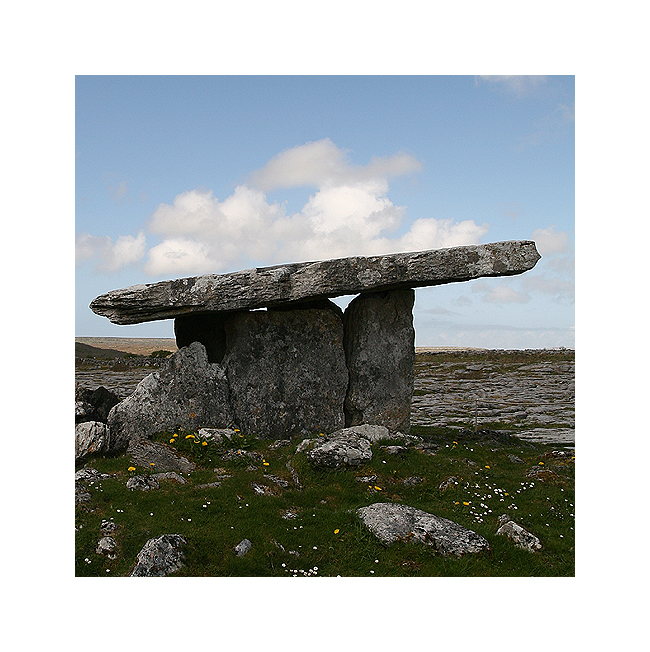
[75,342,140,359]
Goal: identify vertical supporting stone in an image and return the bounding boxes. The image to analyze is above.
[343,289,415,432]
[222,305,348,439]
[174,313,228,363]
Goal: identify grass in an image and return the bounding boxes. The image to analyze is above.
[76,425,574,577]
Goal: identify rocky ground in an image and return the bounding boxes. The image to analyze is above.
[411,349,575,445]
[76,342,574,446]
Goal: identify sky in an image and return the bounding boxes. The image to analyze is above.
[76,75,574,348]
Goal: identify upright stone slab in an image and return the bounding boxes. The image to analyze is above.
[343,289,415,432]
[223,305,348,439]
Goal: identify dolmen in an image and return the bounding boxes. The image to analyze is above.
[90,241,540,450]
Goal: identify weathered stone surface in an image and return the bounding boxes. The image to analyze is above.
[90,241,541,324]
[75,421,109,462]
[496,515,542,551]
[357,502,490,555]
[343,289,415,431]
[107,341,234,451]
[130,534,187,576]
[127,439,196,474]
[126,474,160,491]
[234,539,252,557]
[223,306,348,439]
[336,424,391,444]
[307,432,373,469]
[96,536,117,558]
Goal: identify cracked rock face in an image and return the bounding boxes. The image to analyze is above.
[130,534,187,577]
[307,432,373,468]
[356,502,490,556]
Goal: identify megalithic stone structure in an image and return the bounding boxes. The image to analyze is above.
[93,241,540,441]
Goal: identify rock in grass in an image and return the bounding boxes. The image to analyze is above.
[496,515,542,552]
[126,474,160,491]
[357,502,490,556]
[234,539,252,557]
[128,439,196,474]
[75,421,109,462]
[307,432,372,469]
[130,534,187,577]
[96,536,117,559]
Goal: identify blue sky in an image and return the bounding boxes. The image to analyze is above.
[76,75,574,347]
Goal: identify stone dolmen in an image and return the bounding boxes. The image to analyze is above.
[90,241,540,446]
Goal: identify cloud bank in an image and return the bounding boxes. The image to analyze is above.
[77,139,489,277]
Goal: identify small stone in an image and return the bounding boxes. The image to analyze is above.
[357,502,489,556]
[307,432,372,469]
[126,475,160,491]
[96,536,117,558]
[130,534,187,576]
[439,476,459,491]
[234,539,252,557]
[496,517,542,552]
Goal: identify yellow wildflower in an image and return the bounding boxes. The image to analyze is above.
[234,429,240,432]
[185,434,195,439]
[485,465,490,469]
[128,466,136,472]
[334,529,340,534]
[263,462,269,466]
[150,463,155,467]
[202,441,208,446]
[453,441,458,445]
[463,501,470,506]
[190,413,196,418]
[454,501,459,505]
[374,486,382,491]
[539,461,544,465]
[170,438,175,443]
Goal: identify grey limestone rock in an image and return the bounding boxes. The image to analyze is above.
[130,534,187,576]
[357,502,490,556]
[90,241,541,324]
[75,421,109,462]
[496,516,542,552]
[307,432,372,469]
[234,539,252,557]
[334,424,391,444]
[343,289,415,432]
[126,474,160,491]
[96,536,117,559]
[223,306,348,439]
[127,439,196,474]
[107,341,234,451]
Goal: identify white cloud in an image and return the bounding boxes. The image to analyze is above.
[249,138,422,191]
[76,231,146,272]
[82,140,489,277]
[532,225,569,255]
[471,280,530,304]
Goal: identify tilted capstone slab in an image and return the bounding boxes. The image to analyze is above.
[89,241,541,324]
